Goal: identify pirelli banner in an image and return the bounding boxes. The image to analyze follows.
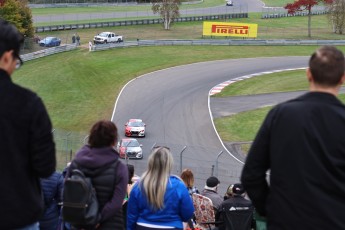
[203,21,258,38]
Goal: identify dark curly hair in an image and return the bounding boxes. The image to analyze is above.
[88,120,118,148]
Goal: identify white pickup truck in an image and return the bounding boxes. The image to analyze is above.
[93,32,123,44]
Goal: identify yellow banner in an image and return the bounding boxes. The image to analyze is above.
[203,22,258,38]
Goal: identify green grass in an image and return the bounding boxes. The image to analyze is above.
[213,72,345,144]
[214,69,308,97]
[34,14,344,41]
[15,45,337,132]
[31,0,225,15]
[261,0,291,7]
[214,106,271,142]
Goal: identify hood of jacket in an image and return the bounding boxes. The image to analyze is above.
[74,145,120,169]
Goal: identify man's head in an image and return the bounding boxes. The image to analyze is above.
[0,19,24,75]
[308,46,345,88]
[232,183,245,196]
[205,176,220,191]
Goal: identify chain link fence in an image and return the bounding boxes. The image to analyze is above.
[53,128,246,195]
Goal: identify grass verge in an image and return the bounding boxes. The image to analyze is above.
[214,70,345,155]
[15,45,335,132]
[213,69,308,97]
[35,14,343,41]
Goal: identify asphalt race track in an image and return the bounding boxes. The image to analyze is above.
[112,56,309,194]
[32,0,264,23]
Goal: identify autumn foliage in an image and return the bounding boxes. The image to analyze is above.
[284,0,333,37]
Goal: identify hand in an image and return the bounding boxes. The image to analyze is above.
[95,223,101,229]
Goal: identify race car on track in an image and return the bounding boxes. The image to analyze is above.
[125,119,146,137]
[117,138,143,159]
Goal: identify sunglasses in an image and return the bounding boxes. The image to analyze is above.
[14,54,23,69]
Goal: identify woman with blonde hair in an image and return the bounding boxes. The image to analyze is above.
[127,147,194,230]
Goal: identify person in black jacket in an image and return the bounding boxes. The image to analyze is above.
[241,46,345,229]
[217,184,255,230]
[39,171,64,230]
[0,19,56,229]
[67,120,128,230]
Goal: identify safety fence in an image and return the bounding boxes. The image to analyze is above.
[53,128,248,195]
[90,39,345,51]
[262,6,327,19]
[35,13,248,32]
[19,39,345,62]
[21,44,78,61]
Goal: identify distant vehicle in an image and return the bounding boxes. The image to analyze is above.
[117,138,143,159]
[93,32,123,44]
[125,119,146,137]
[39,37,61,47]
[226,0,233,6]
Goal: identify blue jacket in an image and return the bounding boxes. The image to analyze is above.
[127,175,194,230]
[39,172,64,230]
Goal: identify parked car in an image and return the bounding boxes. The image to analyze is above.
[117,138,143,159]
[93,32,123,44]
[39,37,61,47]
[125,119,146,137]
[226,0,233,6]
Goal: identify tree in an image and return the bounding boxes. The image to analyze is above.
[326,0,345,34]
[285,0,333,37]
[0,0,34,37]
[152,0,180,30]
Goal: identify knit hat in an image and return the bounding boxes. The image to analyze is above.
[206,176,220,188]
[232,183,245,195]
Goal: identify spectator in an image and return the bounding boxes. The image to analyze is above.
[201,176,223,214]
[241,46,345,229]
[180,168,199,229]
[127,146,194,230]
[180,168,199,196]
[223,184,234,200]
[89,41,93,51]
[0,19,56,229]
[39,171,64,230]
[72,34,76,44]
[67,120,128,229]
[123,164,136,229]
[216,183,255,230]
[76,34,80,46]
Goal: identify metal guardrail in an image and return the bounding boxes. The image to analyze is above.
[90,39,345,51]
[34,13,248,32]
[20,44,78,61]
[20,39,345,60]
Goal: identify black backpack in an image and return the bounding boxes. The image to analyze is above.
[62,169,99,228]
[62,160,119,228]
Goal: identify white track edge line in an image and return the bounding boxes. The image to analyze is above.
[208,67,307,165]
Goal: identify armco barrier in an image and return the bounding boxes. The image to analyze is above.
[20,44,77,62]
[34,13,248,33]
[90,39,345,51]
[20,40,345,59]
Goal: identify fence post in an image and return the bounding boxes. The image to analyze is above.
[83,135,89,144]
[179,146,187,174]
[151,142,157,150]
[65,132,71,166]
[215,150,223,178]
[69,149,73,162]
